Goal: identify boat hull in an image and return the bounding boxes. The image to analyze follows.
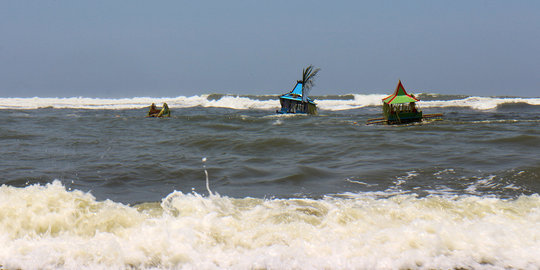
[277,98,317,115]
[384,111,423,124]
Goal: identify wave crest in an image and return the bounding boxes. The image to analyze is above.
[2,181,540,269]
[0,94,539,111]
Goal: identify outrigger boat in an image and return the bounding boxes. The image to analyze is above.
[367,80,442,125]
[277,65,320,115]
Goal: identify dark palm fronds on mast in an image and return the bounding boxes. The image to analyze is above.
[301,65,320,102]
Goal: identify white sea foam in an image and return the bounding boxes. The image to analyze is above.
[1,94,538,111]
[315,94,386,110]
[0,95,278,110]
[419,96,540,110]
[1,181,540,269]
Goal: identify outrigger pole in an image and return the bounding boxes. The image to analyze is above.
[423,113,444,118]
[365,118,387,125]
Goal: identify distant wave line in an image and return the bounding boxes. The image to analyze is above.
[0,94,539,110]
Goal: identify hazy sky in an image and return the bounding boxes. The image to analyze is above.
[1,1,538,98]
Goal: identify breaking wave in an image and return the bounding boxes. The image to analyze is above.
[1,181,540,269]
[0,94,539,111]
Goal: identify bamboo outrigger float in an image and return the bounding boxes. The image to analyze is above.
[367,80,442,125]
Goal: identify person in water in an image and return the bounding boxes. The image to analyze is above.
[156,103,170,117]
[147,103,161,117]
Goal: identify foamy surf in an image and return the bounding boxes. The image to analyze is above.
[1,181,539,269]
[0,94,538,111]
[420,96,540,110]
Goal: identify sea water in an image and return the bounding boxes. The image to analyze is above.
[1,94,539,269]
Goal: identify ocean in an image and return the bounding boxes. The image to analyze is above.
[1,93,539,269]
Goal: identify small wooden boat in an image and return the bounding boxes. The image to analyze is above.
[367,80,441,125]
[147,103,171,117]
[276,81,317,115]
[277,65,319,115]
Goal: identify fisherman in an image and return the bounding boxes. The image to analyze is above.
[410,102,417,113]
[147,103,161,117]
[157,103,171,117]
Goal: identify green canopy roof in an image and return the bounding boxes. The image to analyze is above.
[382,80,420,104]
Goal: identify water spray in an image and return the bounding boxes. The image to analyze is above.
[202,157,212,195]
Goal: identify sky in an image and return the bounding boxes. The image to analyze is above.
[0,0,539,98]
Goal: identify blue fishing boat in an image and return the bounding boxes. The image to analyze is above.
[277,81,317,114]
[277,65,320,115]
